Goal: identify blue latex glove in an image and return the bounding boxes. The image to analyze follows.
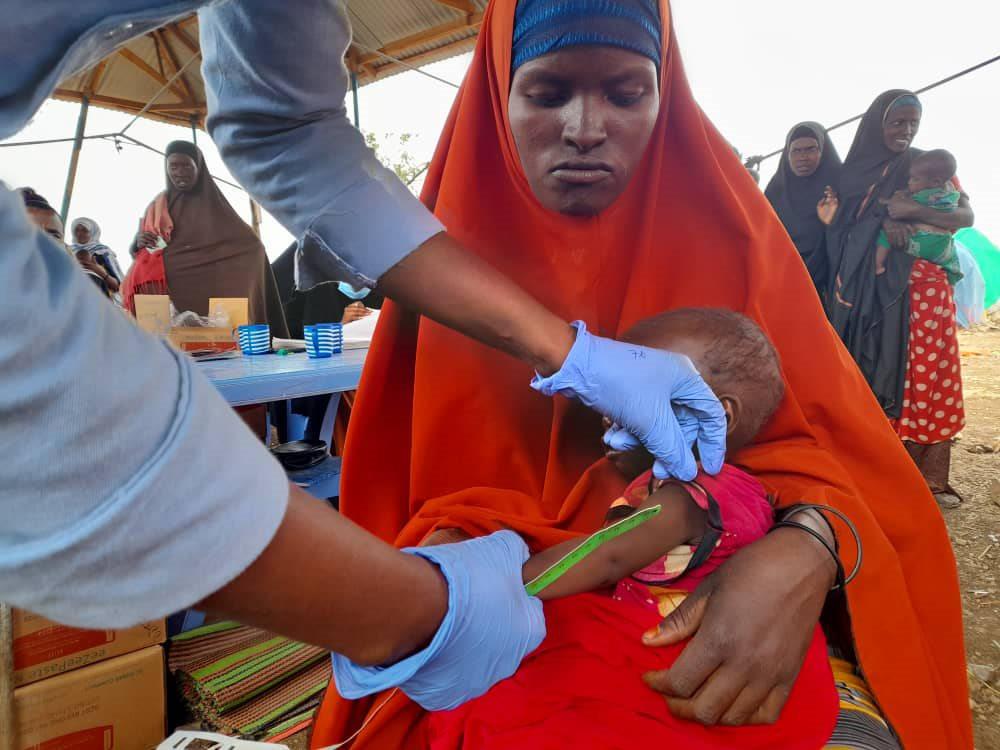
[532,321,727,480]
[332,531,544,711]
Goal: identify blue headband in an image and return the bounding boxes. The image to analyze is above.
[512,0,662,72]
[884,94,921,122]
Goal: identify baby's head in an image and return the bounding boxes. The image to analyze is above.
[603,308,785,479]
[908,149,957,194]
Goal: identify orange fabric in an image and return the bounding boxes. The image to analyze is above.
[142,193,174,241]
[311,1,971,748]
[121,195,173,313]
[333,391,356,457]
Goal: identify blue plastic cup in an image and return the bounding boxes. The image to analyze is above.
[237,324,271,355]
[304,323,343,358]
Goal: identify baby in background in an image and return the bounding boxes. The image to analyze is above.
[875,149,963,282]
[427,308,838,750]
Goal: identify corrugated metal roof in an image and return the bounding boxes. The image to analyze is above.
[348,0,486,82]
[54,1,486,127]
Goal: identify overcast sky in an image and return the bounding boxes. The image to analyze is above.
[3,0,997,265]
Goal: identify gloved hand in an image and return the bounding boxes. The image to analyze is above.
[332,530,545,711]
[531,321,727,480]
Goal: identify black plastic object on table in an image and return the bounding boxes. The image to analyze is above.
[270,440,328,471]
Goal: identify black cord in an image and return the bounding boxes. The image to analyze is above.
[751,53,1000,165]
[771,520,846,590]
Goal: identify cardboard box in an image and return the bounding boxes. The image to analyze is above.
[14,645,166,750]
[208,297,249,330]
[12,610,165,688]
[167,327,238,353]
[133,295,172,337]
[133,294,243,353]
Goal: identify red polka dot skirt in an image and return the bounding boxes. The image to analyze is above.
[894,261,966,444]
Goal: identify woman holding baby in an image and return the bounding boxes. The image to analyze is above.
[826,91,975,509]
[316,3,973,748]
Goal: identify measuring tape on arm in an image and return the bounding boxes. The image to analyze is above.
[323,505,662,749]
[524,504,662,597]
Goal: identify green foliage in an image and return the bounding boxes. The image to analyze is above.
[364,131,426,188]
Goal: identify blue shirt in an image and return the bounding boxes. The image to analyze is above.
[0,0,443,627]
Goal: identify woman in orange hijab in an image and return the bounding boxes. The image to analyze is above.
[312,1,972,748]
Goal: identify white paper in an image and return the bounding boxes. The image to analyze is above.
[158,731,288,750]
[342,309,380,349]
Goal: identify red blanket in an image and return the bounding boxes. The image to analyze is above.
[426,594,837,750]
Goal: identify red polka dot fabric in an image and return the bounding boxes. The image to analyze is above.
[894,261,966,444]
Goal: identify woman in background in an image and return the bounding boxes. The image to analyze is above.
[272,243,383,454]
[71,217,124,284]
[121,140,287,335]
[23,189,115,298]
[272,242,383,337]
[765,122,841,295]
[825,91,973,508]
[20,188,64,242]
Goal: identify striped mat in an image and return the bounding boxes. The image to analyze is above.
[169,622,330,740]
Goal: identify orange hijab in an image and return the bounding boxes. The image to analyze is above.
[312,2,971,747]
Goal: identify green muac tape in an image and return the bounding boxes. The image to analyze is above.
[524,505,662,597]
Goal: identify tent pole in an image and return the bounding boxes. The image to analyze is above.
[249,198,262,237]
[351,72,360,129]
[60,97,89,223]
[190,116,198,145]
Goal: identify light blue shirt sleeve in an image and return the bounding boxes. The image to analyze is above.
[200,0,444,289]
[1,0,443,627]
[0,186,289,627]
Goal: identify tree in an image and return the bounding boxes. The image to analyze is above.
[364,131,427,190]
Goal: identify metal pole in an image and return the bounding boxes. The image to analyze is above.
[190,116,198,145]
[249,198,262,237]
[351,72,360,129]
[60,97,89,222]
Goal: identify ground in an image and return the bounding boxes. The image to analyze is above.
[284,325,1000,750]
[952,324,1000,750]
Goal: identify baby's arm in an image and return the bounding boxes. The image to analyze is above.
[522,484,706,601]
[874,244,890,275]
[891,193,974,232]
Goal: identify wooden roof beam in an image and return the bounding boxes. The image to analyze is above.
[117,48,188,101]
[52,89,200,126]
[168,22,199,56]
[154,29,198,105]
[345,47,372,77]
[82,59,110,97]
[53,89,194,112]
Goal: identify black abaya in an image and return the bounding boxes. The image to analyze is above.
[764,122,842,293]
[826,90,922,419]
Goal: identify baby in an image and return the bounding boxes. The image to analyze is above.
[875,149,963,282]
[427,309,838,750]
[522,308,785,605]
